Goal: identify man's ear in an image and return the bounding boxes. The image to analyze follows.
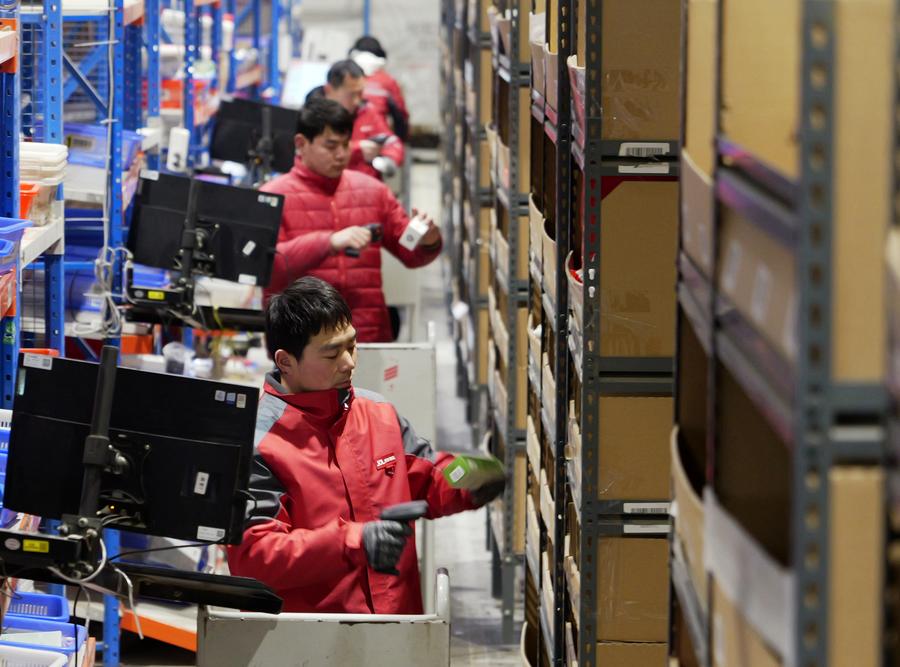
[294,133,308,153]
[273,349,296,375]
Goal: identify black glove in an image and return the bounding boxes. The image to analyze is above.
[470,477,507,507]
[362,520,413,575]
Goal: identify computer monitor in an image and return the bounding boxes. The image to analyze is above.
[5,353,259,544]
[211,97,300,174]
[127,171,284,288]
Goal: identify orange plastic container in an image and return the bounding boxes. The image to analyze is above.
[18,182,39,219]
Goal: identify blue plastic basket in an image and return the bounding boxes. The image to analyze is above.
[0,616,86,665]
[63,124,142,169]
[6,593,69,623]
[0,218,32,246]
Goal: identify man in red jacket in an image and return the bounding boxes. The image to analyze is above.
[317,59,404,180]
[349,36,410,141]
[261,98,440,342]
[227,277,504,613]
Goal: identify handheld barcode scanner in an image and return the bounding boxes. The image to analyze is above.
[344,223,384,258]
[375,500,429,575]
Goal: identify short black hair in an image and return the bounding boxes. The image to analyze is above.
[265,277,353,359]
[296,97,354,141]
[351,36,386,59]
[327,59,365,89]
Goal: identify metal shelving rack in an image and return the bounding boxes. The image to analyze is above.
[486,0,529,646]
[525,0,683,664]
[672,1,892,666]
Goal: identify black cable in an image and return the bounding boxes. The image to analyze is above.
[109,539,226,562]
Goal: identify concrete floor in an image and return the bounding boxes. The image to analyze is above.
[115,155,523,666]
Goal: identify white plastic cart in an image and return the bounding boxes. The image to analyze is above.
[196,569,451,667]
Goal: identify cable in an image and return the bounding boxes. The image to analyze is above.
[47,537,108,585]
[109,538,226,562]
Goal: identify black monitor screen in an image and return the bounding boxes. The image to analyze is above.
[5,354,259,544]
[127,172,284,287]
[211,97,300,173]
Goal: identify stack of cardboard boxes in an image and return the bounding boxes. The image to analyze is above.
[675,1,891,666]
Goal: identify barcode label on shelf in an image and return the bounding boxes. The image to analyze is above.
[238,273,258,286]
[623,503,669,515]
[619,142,671,158]
[618,163,670,175]
[23,354,52,371]
[623,523,670,535]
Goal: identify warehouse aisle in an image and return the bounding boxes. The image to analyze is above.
[118,154,521,666]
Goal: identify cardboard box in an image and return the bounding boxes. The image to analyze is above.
[597,537,670,642]
[596,642,669,667]
[671,426,706,608]
[681,150,714,277]
[489,448,527,553]
[711,580,782,667]
[600,180,678,358]
[477,47,493,126]
[829,467,883,667]
[494,211,529,285]
[565,250,583,335]
[544,44,559,112]
[530,38,545,99]
[568,0,681,142]
[486,124,498,187]
[685,0,717,175]
[541,353,556,427]
[717,206,796,364]
[527,312,542,383]
[595,397,672,501]
[526,413,541,478]
[722,1,891,383]
[887,229,900,388]
[541,218,558,305]
[529,196,544,272]
[476,306,489,385]
[525,493,540,575]
[539,468,554,545]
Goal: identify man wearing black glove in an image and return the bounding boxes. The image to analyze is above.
[227,277,486,615]
[362,519,413,575]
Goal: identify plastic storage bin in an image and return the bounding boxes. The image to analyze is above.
[0,617,86,667]
[6,594,69,623]
[0,644,68,667]
[18,184,39,221]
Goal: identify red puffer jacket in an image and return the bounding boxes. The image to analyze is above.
[364,69,409,129]
[260,159,441,342]
[349,103,405,180]
[226,375,476,614]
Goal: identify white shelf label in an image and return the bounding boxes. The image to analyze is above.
[193,472,210,496]
[23,354,52,371]
[197,526,226,542]
[618,163,670,175]
[623,523,670,535]
[618,142,671,158]
[623,502,670,515]
[238,274,258,286]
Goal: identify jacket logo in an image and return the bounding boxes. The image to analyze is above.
[376,454,397,471]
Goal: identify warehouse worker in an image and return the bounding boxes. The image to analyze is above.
[306,59,405,180]
[261,98,439,342]
[227,277,505,613]
[349,36,410,141]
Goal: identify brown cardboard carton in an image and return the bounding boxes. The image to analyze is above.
[477,307,489,385]
[829,467,883,667]
[717,207,796,364]
[684,0,717,174]
[600,180,678,358]
[711,580,782,667]
[721,0,891,384]
[596,397,672,501]
[528,195,544,271]
[489,448,527,553]
[681,150,714,277]
[671,426,706,607]
[721,0,799,178]
[595,642,669,667]
[599,0,682,142]
[544,44,559,112]
[597,537,669,641]
[541,219,557,304]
